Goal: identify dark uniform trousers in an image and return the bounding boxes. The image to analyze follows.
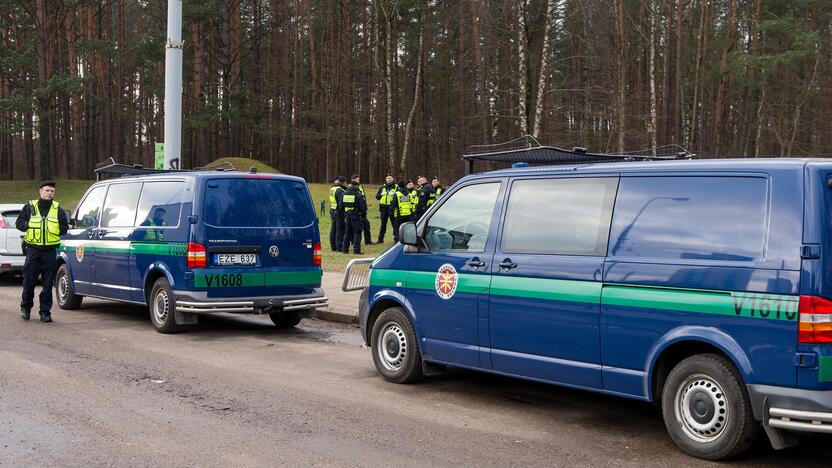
[394,214,413,239]
[21,247,58,315]
[343,212,363,253]
[362,217,372,245]
[329,210,345,251]
[378,205,394,242]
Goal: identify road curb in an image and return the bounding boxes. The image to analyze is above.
[309,308,358,324]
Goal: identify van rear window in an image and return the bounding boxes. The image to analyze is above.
[203,178,313,227]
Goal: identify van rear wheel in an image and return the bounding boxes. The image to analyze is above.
[149,277,180,334]
[269,310,302,328]
[661,354,758,460]
[56,264,82,310]
[370,307,424,383]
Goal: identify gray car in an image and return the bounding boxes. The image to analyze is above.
[0,204,25,275]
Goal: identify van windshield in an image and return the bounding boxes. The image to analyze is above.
[203,178,313,228]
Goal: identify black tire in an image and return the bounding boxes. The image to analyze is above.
[370,307,424,383]
[56,264,83,310]
[661,353,758,460]
[269,310,302,328]
[149,277,180,334]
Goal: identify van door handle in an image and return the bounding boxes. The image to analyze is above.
[87,230,96,239]
[498,259,517,270]
[97,229,109,238]
[466,258,485,268]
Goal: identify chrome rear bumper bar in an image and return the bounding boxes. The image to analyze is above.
[175,296,328,314]
[282,296,329,311]
[768,407,832,433]
[176,300,255,314]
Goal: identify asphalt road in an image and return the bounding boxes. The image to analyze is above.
[0,275,828,467]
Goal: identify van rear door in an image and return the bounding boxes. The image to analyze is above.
[195,176,321,298]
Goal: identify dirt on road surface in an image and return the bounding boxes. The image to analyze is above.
[0,276,828,467]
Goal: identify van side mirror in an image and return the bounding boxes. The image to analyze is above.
[399,222,418,246]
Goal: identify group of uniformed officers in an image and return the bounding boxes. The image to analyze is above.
[328,174,444,254]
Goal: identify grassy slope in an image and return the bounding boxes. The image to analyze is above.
[202,157,279,173]
[0,180,393,272]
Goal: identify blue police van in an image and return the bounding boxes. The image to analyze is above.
[56,165,326,333]
[354,148,832,459]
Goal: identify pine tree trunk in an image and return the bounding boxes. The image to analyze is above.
[516,0,529,135]
[400,7,423,174]
[649,0,658,156]
[713,0,738,157]
[615,0,626,153]
[532,0,558,139]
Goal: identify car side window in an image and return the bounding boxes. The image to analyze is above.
[608,176,767,261]
[424,182,501,252]
[101,183,142,228]
[135,181,185,229]
[75,186,106,228]
[501,177,618,256]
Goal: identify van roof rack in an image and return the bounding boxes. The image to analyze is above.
[93,158,238,180]
[462,136,694,174]
[93,158,181,180]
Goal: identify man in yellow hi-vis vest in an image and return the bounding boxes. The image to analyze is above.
[375,174,397,243]
[16,180,68,322]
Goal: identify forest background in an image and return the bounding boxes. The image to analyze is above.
[1,0,830,184]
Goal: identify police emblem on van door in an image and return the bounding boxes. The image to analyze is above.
[435,264,458,300]
[269,245,279,257]
[76,245,84,262]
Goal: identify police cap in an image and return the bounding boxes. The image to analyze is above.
[39,180,56,189]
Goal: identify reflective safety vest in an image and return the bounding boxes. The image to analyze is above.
[427,189,438,206]
[357,185,365,196]
[379,185,394,206]
[24,200,61,247]
[396,191,413,217]
[144,219,166,241]
[343,193,356,213]
[329,185,344,210]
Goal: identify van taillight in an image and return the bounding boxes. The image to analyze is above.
[187,242,207,268]
[799,296,832,343]
[313,242,322,266]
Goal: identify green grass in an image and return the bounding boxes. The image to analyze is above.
[0,180,393,272]
[0,180,94,210]
[307,183,397,271]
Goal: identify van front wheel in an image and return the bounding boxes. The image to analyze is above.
[370,307,423,383]
[661,354,758,460]
[149,277,180,334]
[56,264,82,310]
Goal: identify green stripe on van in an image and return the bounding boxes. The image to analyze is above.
[406,270,490,294]
[59,240,186,256]
[491,276,600,303]
[368,268,799,322]
[602,285,799,321]
[369,268,405,288]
